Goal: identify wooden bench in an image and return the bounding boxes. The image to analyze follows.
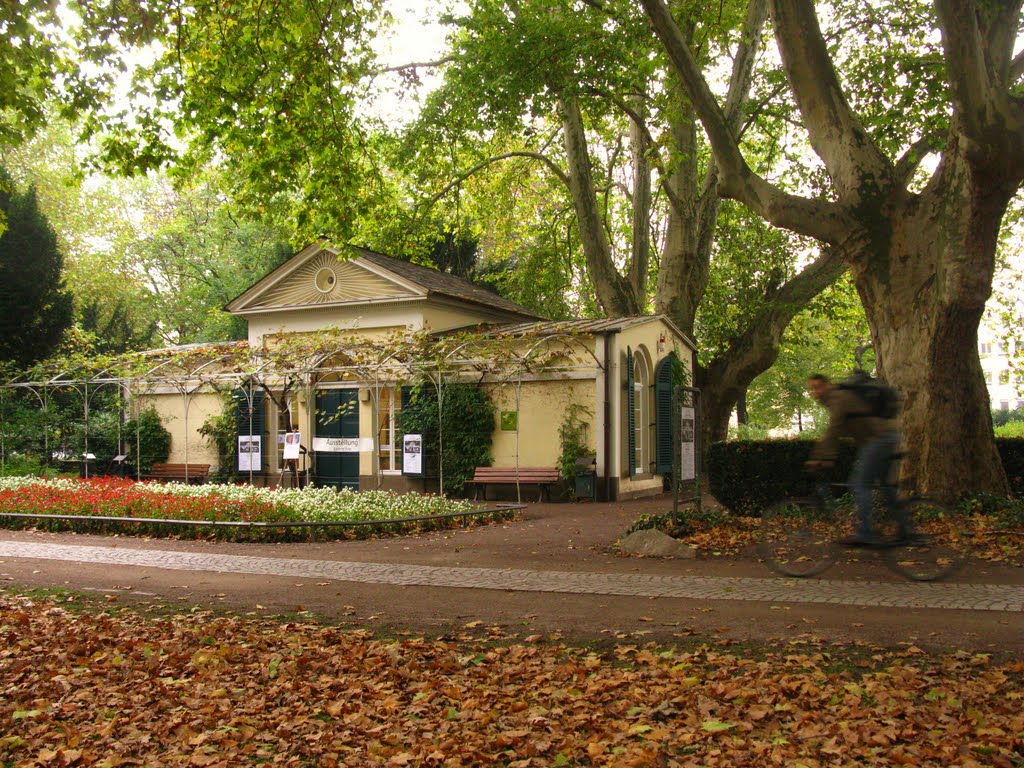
[142,463,211,485]
[470,467,562,502]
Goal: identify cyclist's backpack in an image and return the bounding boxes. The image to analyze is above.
[838,372,901,419]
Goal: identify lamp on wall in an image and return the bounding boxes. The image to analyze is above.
[657,332,666,353]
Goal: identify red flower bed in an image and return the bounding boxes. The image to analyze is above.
[0,478,285,523]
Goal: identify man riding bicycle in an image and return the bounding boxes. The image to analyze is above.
[805,373,902,546]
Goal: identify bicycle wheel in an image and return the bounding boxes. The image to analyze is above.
[880,498,967,581]
[758,499,843,577]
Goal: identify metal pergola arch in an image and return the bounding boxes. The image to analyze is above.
[1,330,607,494]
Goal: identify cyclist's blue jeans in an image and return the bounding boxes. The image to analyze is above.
[849,431,900,538]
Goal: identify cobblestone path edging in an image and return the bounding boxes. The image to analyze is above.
[1,541,1021,612]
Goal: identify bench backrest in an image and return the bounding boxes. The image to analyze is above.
[148,463,211,478]
[471,467,560,482]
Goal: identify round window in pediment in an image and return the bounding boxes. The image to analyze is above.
[314,267,337,293]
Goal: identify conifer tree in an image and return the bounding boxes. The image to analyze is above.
[0,167,73,368]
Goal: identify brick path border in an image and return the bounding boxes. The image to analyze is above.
[1,541,1021,612]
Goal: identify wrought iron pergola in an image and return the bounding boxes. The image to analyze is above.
[0,329,605,498]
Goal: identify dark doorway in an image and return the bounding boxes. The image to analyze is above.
[314,389,359,490]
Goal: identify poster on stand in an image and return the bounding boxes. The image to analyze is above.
[283,432,301,460]
[402,434,423,476]
[680,407,696,481]
[238,435,262,472]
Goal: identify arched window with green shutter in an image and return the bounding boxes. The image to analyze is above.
[655,354,676,475]
[626,347,635,476]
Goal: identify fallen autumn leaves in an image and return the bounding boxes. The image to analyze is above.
[1,595,1022,767]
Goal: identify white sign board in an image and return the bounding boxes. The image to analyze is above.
[238,435,262,472]
[283,432,301,460]
[312,437,361,453]
[680,407,696,481]
[403,434,423,476]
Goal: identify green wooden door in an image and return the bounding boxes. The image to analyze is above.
[314,389,360,490]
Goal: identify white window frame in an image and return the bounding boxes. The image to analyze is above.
[633,354,648,475]
[378,386,402,475]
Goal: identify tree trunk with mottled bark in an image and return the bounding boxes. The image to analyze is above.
[855,152,1012,496]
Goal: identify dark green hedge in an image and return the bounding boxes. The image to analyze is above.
[998,438,1024,497]
[706,440,856,514]
[708,438,1024,514]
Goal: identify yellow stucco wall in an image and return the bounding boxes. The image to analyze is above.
[247,298,533,347]
[245,303,423,345]
[420,302,527,333]
[485,378,596,468]
[144,390,222,469]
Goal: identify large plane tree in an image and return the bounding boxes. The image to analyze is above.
[640,0,1023,498]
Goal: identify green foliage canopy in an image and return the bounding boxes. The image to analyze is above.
[49,0,395,240]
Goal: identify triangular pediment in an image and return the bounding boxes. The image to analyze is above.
[227,244,422,313]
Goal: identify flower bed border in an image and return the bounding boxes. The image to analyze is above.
[0,504,524,530]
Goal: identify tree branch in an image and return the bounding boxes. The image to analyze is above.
[934,0,995,141]
[422,150,571,211]
[628,95,651,299]
[935,0,1023,154]
[640,0,851,244]
[372,56,456,75]
[559,94,639,316]
[894,133,940,186]
[722,0,768,137]
[701,0,769,227]
[1011,48,1024,83]
[702,246,849,423]
[768,0,892,196]
[585,86,688,215]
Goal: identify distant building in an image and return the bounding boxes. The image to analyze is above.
[978,327,1022,412]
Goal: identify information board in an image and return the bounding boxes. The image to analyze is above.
[238,435,262,472]
[402,434,423,476]
[680,407,696,481]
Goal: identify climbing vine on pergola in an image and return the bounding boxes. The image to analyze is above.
[0,325,603,494]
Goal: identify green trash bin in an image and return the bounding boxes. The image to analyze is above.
[574,456,597,501]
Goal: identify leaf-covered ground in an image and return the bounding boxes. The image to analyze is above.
[668,515,1024,566]
[1,595,1021,767]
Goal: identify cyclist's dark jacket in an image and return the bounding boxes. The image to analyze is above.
[809,388,898,462]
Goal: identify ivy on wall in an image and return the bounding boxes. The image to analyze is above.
[557,403,593,481]
[399,382,495,492]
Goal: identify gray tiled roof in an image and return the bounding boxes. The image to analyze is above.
[446,316,697,351]
[355,248,544,321]
[471,317,662,336]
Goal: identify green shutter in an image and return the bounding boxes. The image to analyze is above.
[626,347,636,476]
[655,355,675,475]
[235,389,266,436]
[235,389,266,472]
